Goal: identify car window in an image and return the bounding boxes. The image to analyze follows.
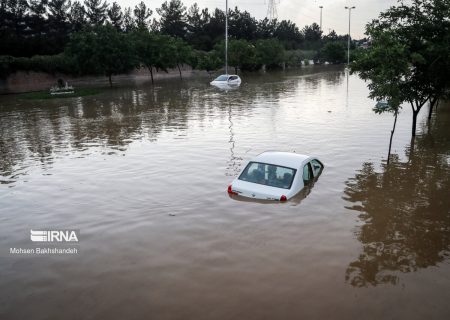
[214,75,228,81]
[238,162,296,189]
[310,159,323,177]
[229,76,237,81]
[303,163,313,183]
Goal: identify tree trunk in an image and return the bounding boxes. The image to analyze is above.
[412,109,418,137]
[108,74,112,87]
[149,66,154,85]
[428,97,438,120]
[234,66,237,74]
[177,63,182,80]
[387,111,398,165]
[410,100,426,137]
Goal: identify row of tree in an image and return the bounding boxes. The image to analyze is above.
[0,21,355,85]
[36,25,308,86]
[0,0,350,57]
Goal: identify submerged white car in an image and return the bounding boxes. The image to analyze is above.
[227,151,324,202]
[210,74,242,86]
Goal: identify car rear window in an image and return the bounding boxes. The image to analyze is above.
[238,162,296,189]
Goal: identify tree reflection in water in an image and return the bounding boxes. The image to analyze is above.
[343,108,450,287]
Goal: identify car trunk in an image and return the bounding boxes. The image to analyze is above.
[230,180,286,201]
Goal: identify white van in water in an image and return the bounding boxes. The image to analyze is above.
[227,151,324,201]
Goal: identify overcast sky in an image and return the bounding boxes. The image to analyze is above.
[114,0,403,39]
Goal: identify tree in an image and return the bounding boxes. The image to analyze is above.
[48,0,71,53]
[168,37,193,79]
[48,0,70,24]
[302,23,322,42]
[203,8,225,49]
[319,42,346,64]
[157,0,187,39]
[274,20,303,49]
[228,7,257,41]
[27,0,48,54]
[1,0,30,55]
[107,2,122,30]
[186,4,211,50]
[256,18,278,39]
[84,0,108,25]
[69,1,86,32]
[215,39,256,73]
[195,51,221,73]
[255,38,284,69]
[66,24,136,86]
[133,1,151,30]
[351,0,450,137]
[352,31,409,162]
[131,30,166,84]
[122,7,134,32]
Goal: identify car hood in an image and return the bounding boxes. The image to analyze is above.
[230,179,288,201]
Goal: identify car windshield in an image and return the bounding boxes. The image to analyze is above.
[214,75,229,81]
[238,162,296,189]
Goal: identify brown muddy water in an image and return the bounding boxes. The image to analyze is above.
[0,66,449,319]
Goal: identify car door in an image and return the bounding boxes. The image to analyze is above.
[310,159,323,177]
[302,162,314,185]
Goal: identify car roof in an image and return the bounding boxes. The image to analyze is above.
[252,151,312,169]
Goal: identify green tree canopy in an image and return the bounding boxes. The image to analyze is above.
[319,42,346,64]
[255,39,285,68]
[214,39,256,73]
[351,0,450,136]
[157,0,187,39]
[69,1,87,32]
[107,2,123,30]
[84,0,108,25]
[133,1,151,30]
[66,24,136,86]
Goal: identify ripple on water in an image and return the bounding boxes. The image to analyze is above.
[0,67,449,319]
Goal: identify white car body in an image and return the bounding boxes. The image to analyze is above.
[210,74,242,86]
[228,151,324,201]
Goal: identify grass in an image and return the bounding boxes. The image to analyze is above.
[19,87,101,100]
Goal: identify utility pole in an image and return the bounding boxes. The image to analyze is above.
[225,0,228,74]
[319,6,323,32]
[345,6,355,66]
[267,0,278,21]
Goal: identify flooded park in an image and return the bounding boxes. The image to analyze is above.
[1,66,449,319]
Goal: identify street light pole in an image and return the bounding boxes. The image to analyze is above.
[225,0,228,74]
[319,6,323,32]
[345,6,355,66]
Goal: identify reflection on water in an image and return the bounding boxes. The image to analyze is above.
[344,108,450,287]
[226,99,244,177]
[0,72,303,186]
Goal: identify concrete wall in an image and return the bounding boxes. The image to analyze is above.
[0,65,210,94]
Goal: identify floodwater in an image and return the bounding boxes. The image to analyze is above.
[0,66,449,319]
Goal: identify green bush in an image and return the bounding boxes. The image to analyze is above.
[284,50,305,67]
[255,39,285,69]
[319,42,347,64]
